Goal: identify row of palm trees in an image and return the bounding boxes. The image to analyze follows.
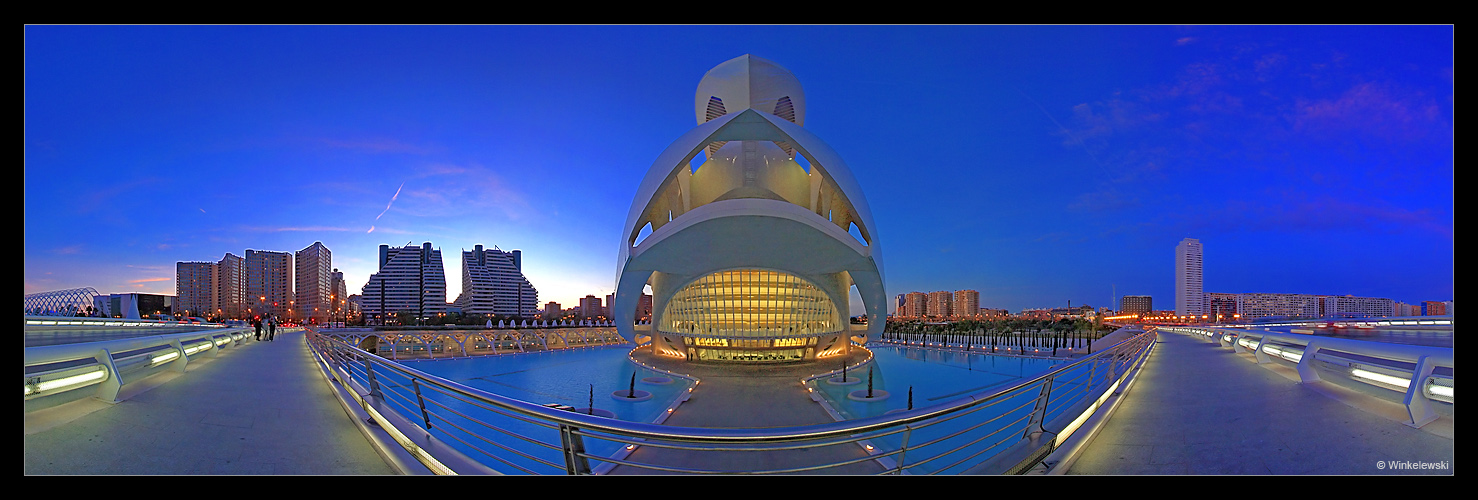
[881,317,1112,355]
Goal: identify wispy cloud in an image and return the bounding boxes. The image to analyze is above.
[1169,192,1451,240]
[393,163,534,221]
[376,182,404,221]
[1292,82,1446,143]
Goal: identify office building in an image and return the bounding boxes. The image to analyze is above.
[95,293,174,320]
[175,261,214,319]
[903,292,928,318]
[361,242,447,325]
[1175,238,1204,317]
[580,295,603,319]
[1119,295,1153,315]
[295,242,333,323]
[452,245,539,318]
[329,268,348,321]
[246,249,293,320]
[216,253,245,320]
[928,291,953,319]
[952,290,980,319]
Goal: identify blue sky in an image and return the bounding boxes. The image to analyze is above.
[24,25,1454,314]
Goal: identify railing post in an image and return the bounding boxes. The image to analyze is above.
[169,339,189,373]
[93,348,123,404]
[1023,376,1056,439]
[559,424,593,475]
[1296,340,1322,383]
[412,378,432,430]
[365,357,383,400]
[894,426,914,475]
[1253,336,1272,364]
[1403,355,1439,428]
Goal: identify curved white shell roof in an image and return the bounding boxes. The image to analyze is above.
[694,54,806,126]
[615,56,884,345]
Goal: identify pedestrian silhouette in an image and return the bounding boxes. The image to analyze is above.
[254,319,263,341]
[268,317,277,341]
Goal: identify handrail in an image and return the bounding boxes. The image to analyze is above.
[1158,325,1453,428]
[24,315,229,328]
[307,326,1156,474]
[24,325,257,404]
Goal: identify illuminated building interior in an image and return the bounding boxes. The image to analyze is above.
[659,269,841,362]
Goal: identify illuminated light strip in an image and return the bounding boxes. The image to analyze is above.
[1261,345,1302,363]
[150,351,181,365]
[1057,373,1126,447]
[184,342,212,355]
[361,400,456,475]
[1350,368,1410,389]
[26,368,108,395]
[1428,383,1453,400]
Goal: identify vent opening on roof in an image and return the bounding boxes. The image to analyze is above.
[774,96,796,123]
[706,141,728,159]
[774,141,796,159]
[705,96,727,122]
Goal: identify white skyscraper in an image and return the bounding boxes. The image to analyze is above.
[452,244,539,318]
[1176,238,1204,317]
[361,242,447,325]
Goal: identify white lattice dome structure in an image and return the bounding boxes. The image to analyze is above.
[612,55,886,363]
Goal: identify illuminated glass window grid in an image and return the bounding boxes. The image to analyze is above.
[660,269,839,339]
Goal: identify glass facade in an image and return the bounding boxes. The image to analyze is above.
[660,269,841,363]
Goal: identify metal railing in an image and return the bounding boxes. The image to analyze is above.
[1158,325,1454,428]
[313,327,626,361]
[24,325,256,404]
[306,326,1156,475]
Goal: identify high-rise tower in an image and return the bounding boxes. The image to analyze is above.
[246,249,293,320]
[295,241,332,323]
[1175,238,1204,318]
[361,242,447,325]
[453,244,539,318]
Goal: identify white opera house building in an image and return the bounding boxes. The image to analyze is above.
[613,55,886,363]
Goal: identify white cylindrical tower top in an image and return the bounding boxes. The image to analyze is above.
[694,54,806,126]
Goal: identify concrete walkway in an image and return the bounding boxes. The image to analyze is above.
[608,348,884,474]
[24,330,396,475]
[1067,330,1454,475]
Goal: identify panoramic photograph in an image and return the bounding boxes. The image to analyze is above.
[25,25,1452,476]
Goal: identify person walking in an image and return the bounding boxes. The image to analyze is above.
[268,316,277,341]
[254,318,263,341]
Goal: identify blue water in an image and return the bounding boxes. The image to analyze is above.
[393,346,694,474]
[385,344,1070,474]
[812,345,1069,474]
[815,345,1064,419]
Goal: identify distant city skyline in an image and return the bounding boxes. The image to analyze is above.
[25,26,1454,313]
